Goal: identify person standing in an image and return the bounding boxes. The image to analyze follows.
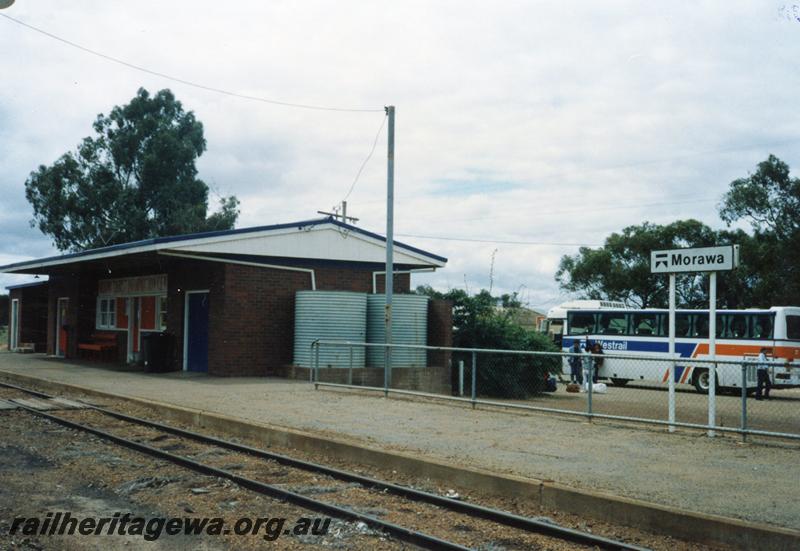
[582,337,594,387]
[568,340,583,384]
[755,347,772,401]
[591,342,604,384]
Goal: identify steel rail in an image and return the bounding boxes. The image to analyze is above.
[0,380,648,551]
[9,400,470,551]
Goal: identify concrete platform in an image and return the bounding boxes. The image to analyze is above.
[1,352,798,549]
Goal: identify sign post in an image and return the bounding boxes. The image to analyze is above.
[668,273,676,432]
[651,245,739,437]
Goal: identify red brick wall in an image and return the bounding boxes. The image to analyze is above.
[207,264,312,376]
[205,264,412,376]
[47,276,81,357]
[166,259,225,372]
[9,285,49,352]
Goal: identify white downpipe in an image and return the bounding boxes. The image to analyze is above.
[159,251,316,290]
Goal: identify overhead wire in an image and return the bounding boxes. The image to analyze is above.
[0,13,383,113]
[343,113,388,202]
[395,233,603,247]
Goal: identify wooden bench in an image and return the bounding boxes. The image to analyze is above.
[77,333,118,361]
[16,342,36,354]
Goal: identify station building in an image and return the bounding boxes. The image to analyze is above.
[2,217,450,377]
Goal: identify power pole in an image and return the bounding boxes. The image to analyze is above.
[384,105,395,394]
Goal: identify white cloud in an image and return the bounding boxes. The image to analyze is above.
[1,1,799,307]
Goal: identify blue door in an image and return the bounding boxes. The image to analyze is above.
[186,292,209,372]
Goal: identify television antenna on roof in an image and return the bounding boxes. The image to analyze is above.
[318,201,359,224]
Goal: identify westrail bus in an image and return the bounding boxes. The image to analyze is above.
[544,302,800,393]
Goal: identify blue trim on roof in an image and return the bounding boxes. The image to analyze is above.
[0,217,447,272]
[5,280,49,291]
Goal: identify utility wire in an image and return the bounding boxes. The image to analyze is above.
[0,13,383,113]
[396,233,602,247]
[343,113,388,201]
[401,197,720,225]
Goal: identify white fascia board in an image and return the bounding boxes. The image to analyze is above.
[171,225,445,267]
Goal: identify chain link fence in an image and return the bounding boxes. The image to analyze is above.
[310,340,800,442]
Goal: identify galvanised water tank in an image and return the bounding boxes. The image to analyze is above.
[366,294,428,368]
[293,291,367,368]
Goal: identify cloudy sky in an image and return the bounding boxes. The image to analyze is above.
[1,1,799,311]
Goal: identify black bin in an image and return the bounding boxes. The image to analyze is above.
[142,332,175,373]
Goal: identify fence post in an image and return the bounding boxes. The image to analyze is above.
[384,344,389,397]
[313,341,320,387]
[587,361,593,422]
[471,351,477,409]
[458,360,464,396]
[708,361,717,438]
[668,358,676,432]
[348,345,353,386]
[741,363,748,443]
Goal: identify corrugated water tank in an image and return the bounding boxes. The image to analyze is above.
[366,294,429,368]
[293,291,367,368]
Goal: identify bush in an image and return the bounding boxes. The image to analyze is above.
[416,286,560,399]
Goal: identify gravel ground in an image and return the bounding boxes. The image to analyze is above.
[0,411,405,550]
[0,390,718,550]
[0,353,798,532]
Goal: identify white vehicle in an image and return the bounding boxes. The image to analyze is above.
[546,303,800,393]
[540,300,626,346]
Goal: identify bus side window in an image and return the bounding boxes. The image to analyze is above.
[729,314,748,339]
[568,313,596,335]
[716,314,730,339]
[786,315,800,340]
[693,315,709,338]
[675,314,692,337]
[599,312,627,335]
[752,315,774,339]
[632,313,658,336]
[655,313,667,337]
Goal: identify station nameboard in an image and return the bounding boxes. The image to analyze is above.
[650,245,739,274]
[98,274,167,296]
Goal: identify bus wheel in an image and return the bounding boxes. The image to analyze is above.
[692,369,718,394]
[610,378,629,387]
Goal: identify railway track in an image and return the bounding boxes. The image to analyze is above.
[0,380,649,550]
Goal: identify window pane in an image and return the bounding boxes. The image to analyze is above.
[568,312,596,335]
[598,312,628,335]
[692,315,709,338]
[632,313,659,336]
[159,296,168,330]
[728,315,748,339]
[752,315,774,339]
[787,315,800,340]
[676,314,692,337]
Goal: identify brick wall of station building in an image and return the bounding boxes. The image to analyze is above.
[28,255,429,377]
[210,263,412,376]
[167,259,225,373]
[8,284,49,352]
[46,275,82,358]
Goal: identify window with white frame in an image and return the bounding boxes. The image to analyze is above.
[158,295,168,331]
[96,297,116,329]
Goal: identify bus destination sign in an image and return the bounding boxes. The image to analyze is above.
[650,245,739,274]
